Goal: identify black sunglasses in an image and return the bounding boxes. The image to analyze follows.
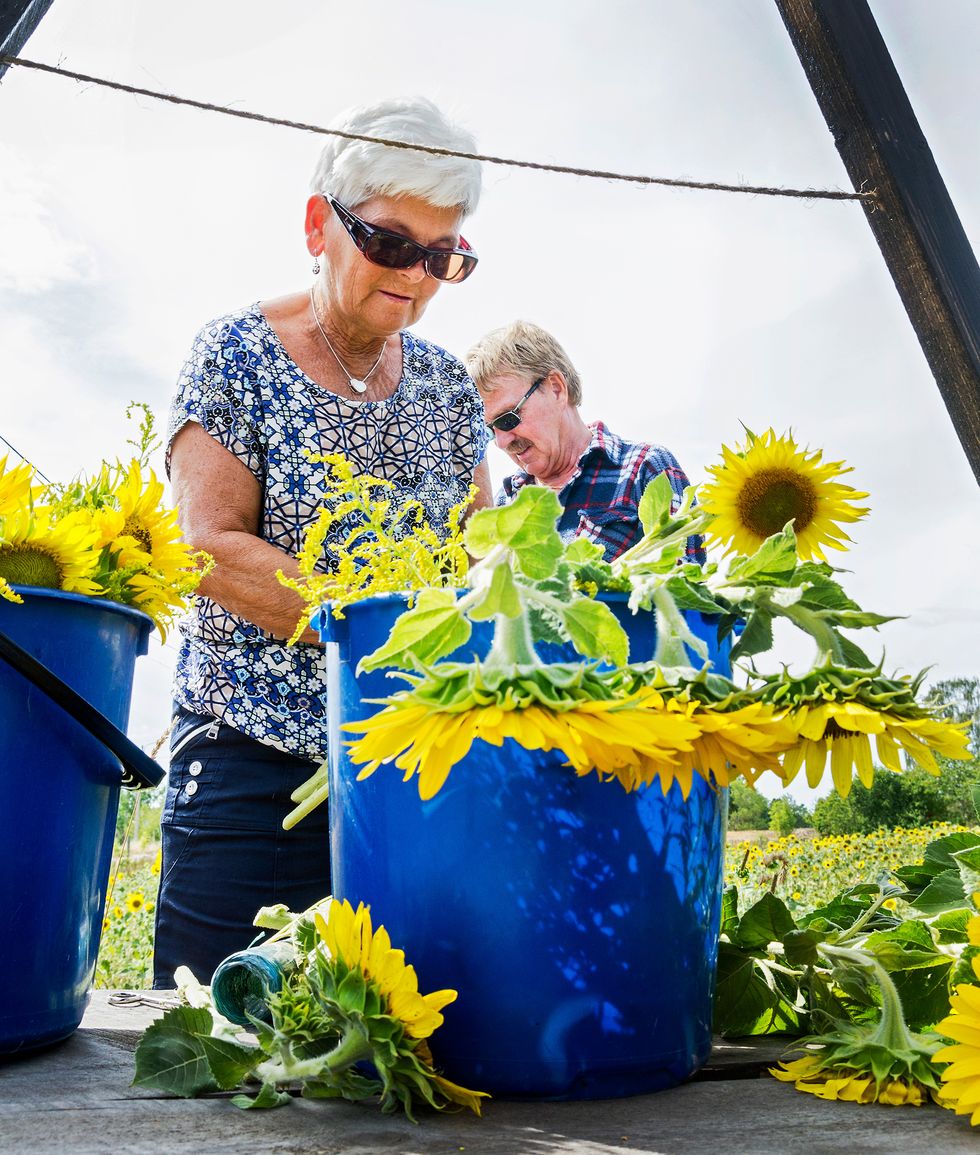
[486,377,545,433]
[326,194,478,284]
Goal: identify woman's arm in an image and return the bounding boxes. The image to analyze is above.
[170,422,320,643]
[467,458,493,519]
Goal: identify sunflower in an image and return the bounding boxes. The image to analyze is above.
[345,689,703,800]
[779,699,971,798]
[933,916,980,1125]
[663,697,797,795]
[97,460,210,632]
[0,506,102,604]
[699,428,869,561]
[125,890,146,913]
[771,1055,931,1106]
[316,899,457,1040]
[0,454,36,517]
[289,898,488,1116]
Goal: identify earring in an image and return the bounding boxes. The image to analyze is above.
[312,256,321,275]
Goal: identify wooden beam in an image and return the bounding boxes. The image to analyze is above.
[0,0,54,80]
[775,0,980,484]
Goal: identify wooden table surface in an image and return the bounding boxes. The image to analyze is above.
[0,991,975,1154]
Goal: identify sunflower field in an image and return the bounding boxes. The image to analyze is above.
[725,822,973,912]
[96,848,161,989]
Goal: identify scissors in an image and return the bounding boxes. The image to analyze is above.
[107,991,181,1011]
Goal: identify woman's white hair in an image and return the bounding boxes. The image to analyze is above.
[310,98,481,218]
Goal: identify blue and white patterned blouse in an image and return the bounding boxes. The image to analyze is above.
[166,304,489,761]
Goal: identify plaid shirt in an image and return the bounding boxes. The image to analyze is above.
[499,421,705,564]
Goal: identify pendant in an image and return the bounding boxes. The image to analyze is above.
[349,378,368,394]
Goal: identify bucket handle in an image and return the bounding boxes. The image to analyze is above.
[0,627,165,791]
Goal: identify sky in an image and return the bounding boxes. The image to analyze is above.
[1,0,978,803]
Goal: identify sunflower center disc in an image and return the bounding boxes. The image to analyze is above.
[736,468,818,539]
[0,546,62,588]
[122,518,154,554]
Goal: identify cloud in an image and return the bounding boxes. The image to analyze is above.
[0,145,96,294]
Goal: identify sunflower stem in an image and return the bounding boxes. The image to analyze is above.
[820,944,921,1056]
[652,586,709,667]
[780,601,847,666]
[324,1024,375,1074]
[485,610,540,669]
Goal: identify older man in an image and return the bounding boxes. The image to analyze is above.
[465,320,704,563]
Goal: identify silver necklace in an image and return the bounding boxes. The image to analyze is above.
[309,288,385,395]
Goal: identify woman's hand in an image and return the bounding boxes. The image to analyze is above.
[170,422,321,643]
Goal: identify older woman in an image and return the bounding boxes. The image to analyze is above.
[466,320,704,564]
[154,98,490,986]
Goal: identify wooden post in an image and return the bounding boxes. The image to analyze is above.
[0,0,54,81]
[775,0,980,483]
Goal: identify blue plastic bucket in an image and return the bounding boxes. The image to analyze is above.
[320,593,729,1099]
[0,587,152,1053]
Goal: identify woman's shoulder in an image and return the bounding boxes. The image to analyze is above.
[401,331,473,390]
[190,303,268,352]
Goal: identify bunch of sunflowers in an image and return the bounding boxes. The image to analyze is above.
[298,428,977,1123]
[332,427,969,805]
[0,407,209,638]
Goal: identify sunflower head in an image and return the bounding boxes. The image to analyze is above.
[0,507,102,597]
[699,428,869,562]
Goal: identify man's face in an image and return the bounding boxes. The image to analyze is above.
[482,372,565,479]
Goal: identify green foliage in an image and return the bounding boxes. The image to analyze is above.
[96,850,160,989]
[727,780,770,831]
[811,756,980,836]
[769,798,797,837]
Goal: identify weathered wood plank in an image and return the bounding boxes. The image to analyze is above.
[0,0,54,80]
[774,0,980,483]
[0,993,975,1153]
[0,1071,975,1155]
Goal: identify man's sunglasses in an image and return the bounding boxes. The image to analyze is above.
[486,377,545,433]
[326,194,478,284]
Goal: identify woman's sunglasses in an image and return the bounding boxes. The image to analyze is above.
[326,194,478,284]
[486,377,545,433]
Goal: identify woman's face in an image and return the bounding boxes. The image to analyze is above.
[311,193,465,337]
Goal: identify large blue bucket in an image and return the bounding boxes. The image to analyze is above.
[0,587,153,1053]
[320,593,729,1099]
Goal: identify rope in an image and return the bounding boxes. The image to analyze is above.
[0,54,878,205]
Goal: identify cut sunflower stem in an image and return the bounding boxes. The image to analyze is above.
[485,609,540,669]
[652,585,709,667]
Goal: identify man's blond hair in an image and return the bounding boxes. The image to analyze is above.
[465,320,582,406]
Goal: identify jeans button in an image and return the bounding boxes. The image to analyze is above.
[188,761,203,777]
[185,780,199,797]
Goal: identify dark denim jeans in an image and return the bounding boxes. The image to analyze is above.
[152,706,330,988]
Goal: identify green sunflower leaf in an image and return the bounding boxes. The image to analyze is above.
[638,472,674,534]
[720,885,740,937]
[864,921,950,972]
[835,633,874,669]
[132,1006,220,1097]
[559,598,629,665]
[231,1083,293,1109]
[729,608,773,661]
[712,943,800,1037]
[358,588,471,673]
[726,527,798,582]
[664,575,729,616]
[933,908,972,944]
[464,486,563,578]
[734,893,797,950]
[910,867,968,915]
[892,963,957,1032]
[199,1035,264,1090]
[466,561,523,620]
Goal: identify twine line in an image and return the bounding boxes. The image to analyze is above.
[0,54,878,204]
